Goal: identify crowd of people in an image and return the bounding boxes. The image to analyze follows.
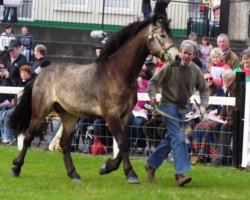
[0,2,250,187]
[0,25,50,145]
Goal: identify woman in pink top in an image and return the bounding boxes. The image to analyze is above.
[199,36,213,71]
[207,48,231,87]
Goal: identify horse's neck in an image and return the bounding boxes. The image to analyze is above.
[113,34,148,80]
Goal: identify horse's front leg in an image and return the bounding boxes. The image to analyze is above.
[12,132,34,177]
[99,115,139,184]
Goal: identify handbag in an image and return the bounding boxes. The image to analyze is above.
[3,0,23,7]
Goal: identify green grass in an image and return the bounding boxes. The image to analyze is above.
[1,146,250,200]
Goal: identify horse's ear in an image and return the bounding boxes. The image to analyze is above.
[151,14,159,26]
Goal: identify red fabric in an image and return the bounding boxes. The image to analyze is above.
[91,137,107,155]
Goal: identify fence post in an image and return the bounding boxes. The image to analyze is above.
[232,72,245,168]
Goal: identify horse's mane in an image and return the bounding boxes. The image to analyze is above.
[96,15,172,63]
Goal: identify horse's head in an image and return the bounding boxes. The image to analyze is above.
[147,18,179,62]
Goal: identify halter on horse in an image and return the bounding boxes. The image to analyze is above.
[9,15,179,184]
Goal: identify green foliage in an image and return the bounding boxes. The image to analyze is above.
[1,146,250,200]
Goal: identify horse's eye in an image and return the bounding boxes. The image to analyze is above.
[160,34,166,38]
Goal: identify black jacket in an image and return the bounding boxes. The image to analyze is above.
[6,54,27,86]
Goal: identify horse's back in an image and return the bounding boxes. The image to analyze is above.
[32,62,102,117]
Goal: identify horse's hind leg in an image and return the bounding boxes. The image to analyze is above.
[12,119,39,177]
[99,115,139,184]
[58,112,80,181]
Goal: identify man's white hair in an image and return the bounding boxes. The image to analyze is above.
[222,69,236,81]
[180,40,197,54]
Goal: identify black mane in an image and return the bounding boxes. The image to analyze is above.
[96,15,172,63]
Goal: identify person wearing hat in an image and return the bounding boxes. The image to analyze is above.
[0,64,33,145]
[5,39,27,86]
[0,25,15,52]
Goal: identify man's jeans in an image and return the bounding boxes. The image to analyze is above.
[147,104,191,174]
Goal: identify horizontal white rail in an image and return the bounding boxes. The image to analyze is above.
[137,93,236,106]
[0,86,23,94]
[0,87,236,106]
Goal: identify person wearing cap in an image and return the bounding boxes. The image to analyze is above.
[0,25,15,52]
[0,64,33,145]
[144,40,209,187]
[5,40,27,86]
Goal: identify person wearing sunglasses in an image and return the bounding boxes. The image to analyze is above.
[191,73,224,165]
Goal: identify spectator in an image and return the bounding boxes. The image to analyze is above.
[0,25,15,52]
[1,65,33,145]
[145,40,209,186]
[191,72,224,165]
[142,0,152,21]
[216,33,240,69]
[234,49,250,82]
[199,36,213,71]
[207,48,231,87]
[208,69,236,166]
[153,0,171,19]
[188,32,198,42]
[5,40,27,86]
[18,26,35,62]
[188,32,203,70]
[31,44,50,76]
[129,71,149,153]
[0,60,14,109]
[0,3,18,23]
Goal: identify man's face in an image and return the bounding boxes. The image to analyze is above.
[9,47,20,59]
[179,48,195,65]
[217,37,229,51]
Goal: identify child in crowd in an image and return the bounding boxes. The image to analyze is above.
[207,48,231,87]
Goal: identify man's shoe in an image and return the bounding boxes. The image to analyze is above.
[144,163,156,182]
[175,174,192,187]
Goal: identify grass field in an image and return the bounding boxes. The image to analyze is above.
[1,146,250,200]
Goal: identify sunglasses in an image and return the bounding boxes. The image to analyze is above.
[205,77,213,81]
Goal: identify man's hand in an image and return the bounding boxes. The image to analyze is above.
[149,99,157,106]
[199,105,208,121]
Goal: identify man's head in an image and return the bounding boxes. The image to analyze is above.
[179,40,196,65]
[7,41,20,59]
[34,44,47,59]
[21,26,29,36]
[222,69,236,88]
[217,33,230,52]
[5,26,13,34]
[188,32,197,42]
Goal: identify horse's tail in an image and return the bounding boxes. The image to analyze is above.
[9,78,36,134]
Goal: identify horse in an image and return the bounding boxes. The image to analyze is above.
[9,15,179,184]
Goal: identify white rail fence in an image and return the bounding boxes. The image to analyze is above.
[0,85,249,168]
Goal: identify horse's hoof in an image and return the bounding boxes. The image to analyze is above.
[72,178,83,183]
[99,164,107,175]
[127,176,140,184]
[11,167,20,177]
